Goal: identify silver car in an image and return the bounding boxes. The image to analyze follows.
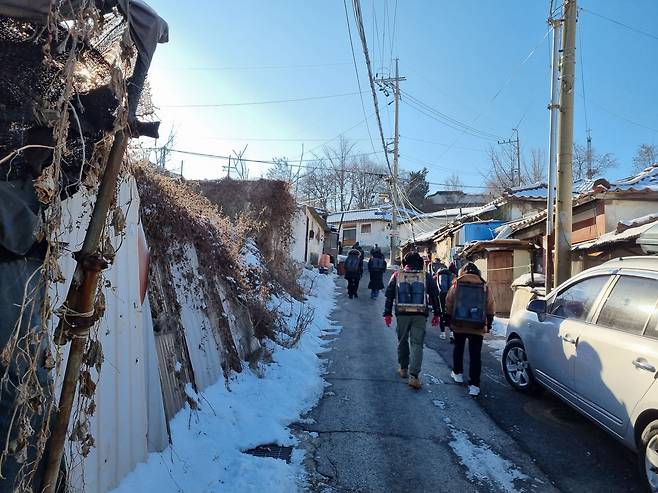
[502,256,658,492]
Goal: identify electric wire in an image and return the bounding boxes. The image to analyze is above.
[160,91,365,108]
[580,6,658,43]
[433,27,552,162]
[352,0,393,174]
[343,0,379,157]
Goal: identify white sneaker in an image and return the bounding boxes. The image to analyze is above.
[439,332,447,340]
[468,385,481,396]
[450,371,463,383]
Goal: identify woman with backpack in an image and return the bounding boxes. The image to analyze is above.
[344,247,364,299]
[367,247,387,299]
[445,262,495,397]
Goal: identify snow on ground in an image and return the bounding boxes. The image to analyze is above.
[110,269,339,493]
[485,317,509,360]
[447,425,529,493]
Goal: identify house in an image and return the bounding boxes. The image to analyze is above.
[507,164,658,276]
[326,204,417,256]
[459,239,538,316]
[402,182,580,264]
[423,189,492,213]
[398,206,481,246]
[290,205,337,265]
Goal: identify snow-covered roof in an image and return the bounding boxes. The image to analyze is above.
[326,205,418,224]
[398,206,481,224]
[503,179,595,200]
[573,213,658,251]
[607,164,658,192]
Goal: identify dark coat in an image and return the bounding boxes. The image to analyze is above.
[344,249,363,280]
[367,254,387,290]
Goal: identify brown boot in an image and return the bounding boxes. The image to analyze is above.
[398,368,408,379]
[408,375,422,390]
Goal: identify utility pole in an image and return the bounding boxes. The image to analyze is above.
[497,128,521,187]
[554,0,577,287]
[375,58,405,264]
[545,15,562,293]
[586,129,593,179]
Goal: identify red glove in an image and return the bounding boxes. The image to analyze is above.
[384,315,393,327]
[431,315,440,327]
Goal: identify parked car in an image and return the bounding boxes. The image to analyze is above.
[501,256,658,492]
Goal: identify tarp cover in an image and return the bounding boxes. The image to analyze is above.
[0,0,168,66]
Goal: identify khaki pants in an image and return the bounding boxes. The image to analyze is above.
[396,315,427,377]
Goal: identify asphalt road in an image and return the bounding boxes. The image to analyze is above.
[298,275,557,493]
[425,324,643,493]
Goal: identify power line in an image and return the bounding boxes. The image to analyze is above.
[432,26,551,162]
[583,95,658,135]
[389,0,398,67]
[352,0,393,174]
[162,148,381,164]
[400,135,487,153]
[160,91,364,108]
[580,6,658,42]
[343,0,378,157]
[153,61,357,71]
[399,89,504,140]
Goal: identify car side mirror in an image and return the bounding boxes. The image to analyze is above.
[527,298,547,314]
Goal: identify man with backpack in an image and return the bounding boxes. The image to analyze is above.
[445,262,495,396]
[435,262,457,341]
[344,247,363,299]
[367,246,387,299]
[383,251,440,390]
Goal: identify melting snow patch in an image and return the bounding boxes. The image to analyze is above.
[432,400,446,410]
[484,338,506,361]
[448,426,528,493]
[423,373,443,385]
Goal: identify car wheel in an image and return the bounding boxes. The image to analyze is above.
[502,339,537,393]
[639,420,658,492]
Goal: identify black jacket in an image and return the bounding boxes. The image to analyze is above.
[384,270,441,317]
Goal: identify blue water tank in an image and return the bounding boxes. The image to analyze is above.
[461,221,505,244]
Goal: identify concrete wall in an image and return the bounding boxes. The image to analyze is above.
[290,207,326,265]
[605,199,658,232]
[331,219,391,255]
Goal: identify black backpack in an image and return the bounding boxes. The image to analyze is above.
[345,254,361,273]
[451,281,487,328]
[370,256,386,271]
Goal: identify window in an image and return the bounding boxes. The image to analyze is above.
[343,228,356,242]
[361,223,372,234]
[550,276,610,322]
[597,276,658,335]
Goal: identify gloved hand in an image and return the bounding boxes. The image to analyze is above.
[384,315,393,327]
[431,315,440,327]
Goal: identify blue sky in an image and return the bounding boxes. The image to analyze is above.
[147,1,658,192]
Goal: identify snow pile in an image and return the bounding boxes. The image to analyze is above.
[448,426,529,493]
[485,317,509,360]
[110,270,338,493]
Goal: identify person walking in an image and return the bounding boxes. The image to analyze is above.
[445,262,495,397]
[435,262,456,341]
[344,247,363,299]
[383,251,440,390]
[367,247,387,299]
